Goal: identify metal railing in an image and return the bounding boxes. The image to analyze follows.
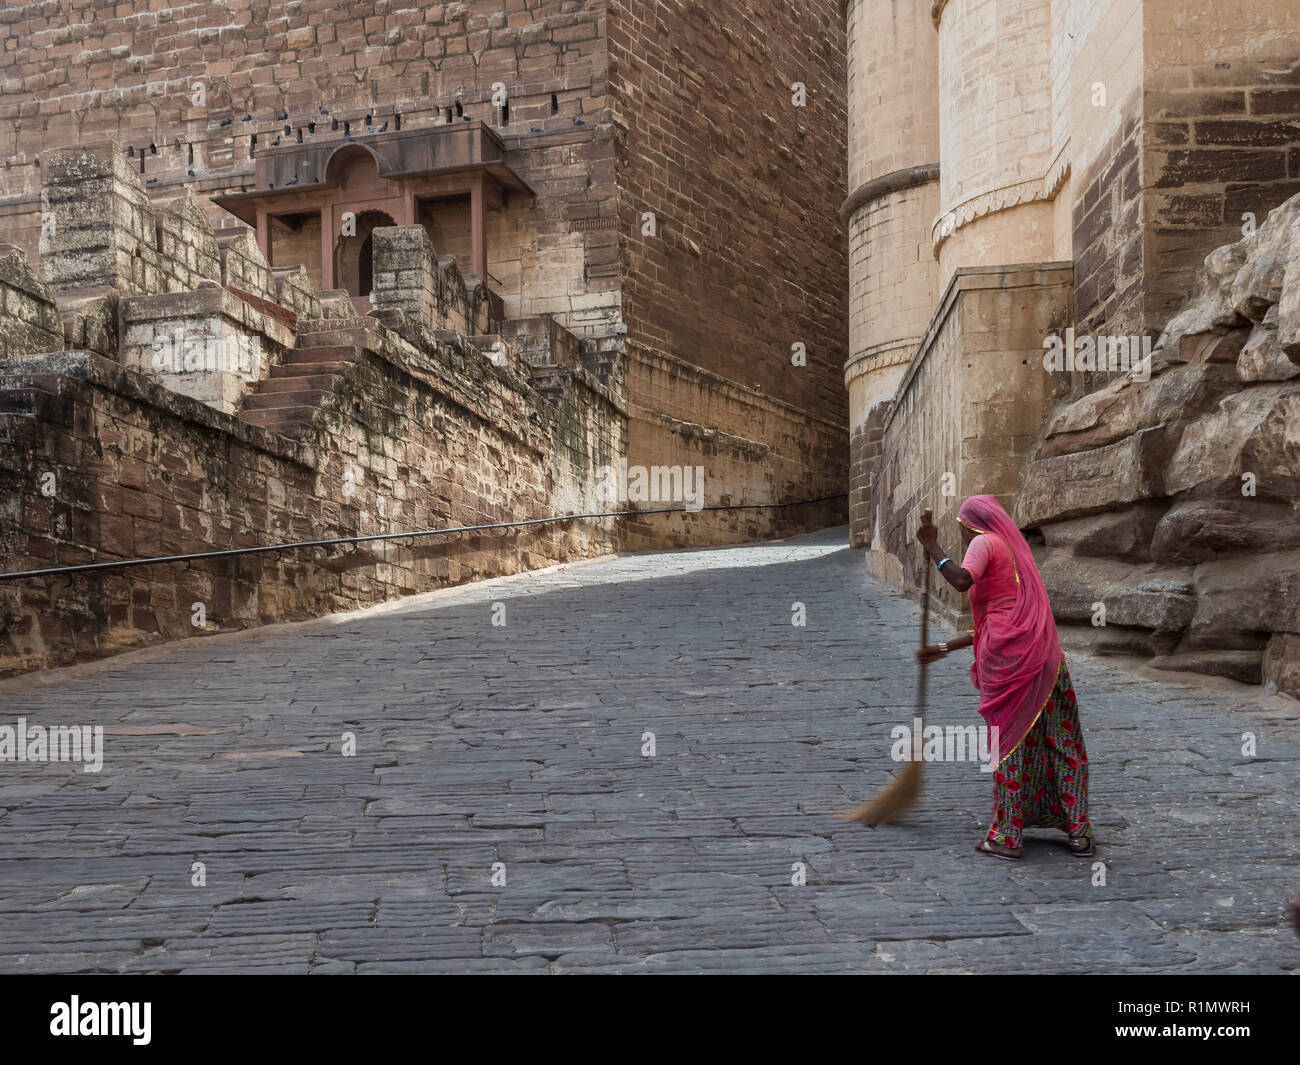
[0,494,848,582]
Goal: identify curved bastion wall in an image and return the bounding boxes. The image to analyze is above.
[844,0,940,548]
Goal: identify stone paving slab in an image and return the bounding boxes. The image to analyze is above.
[0,527,1297,973]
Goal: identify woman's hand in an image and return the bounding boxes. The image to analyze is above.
[916,515,939,549]
[916,645,946,665]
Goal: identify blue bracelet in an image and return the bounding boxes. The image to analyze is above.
[937,557,953,572]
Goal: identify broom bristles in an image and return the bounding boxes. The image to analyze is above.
[837,505,933,829]
[834,759,922,827]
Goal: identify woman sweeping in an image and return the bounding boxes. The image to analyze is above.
[916,495,1094,861]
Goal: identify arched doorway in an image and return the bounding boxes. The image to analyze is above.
[335,208,395,299]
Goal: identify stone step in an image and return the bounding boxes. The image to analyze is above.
[298,317,373,332]
[296,327,375,348]
[239,406,318,432]
[282,345,358,364]
[243,388,333,410]
[257,373,343,392]
[270,361,352,378]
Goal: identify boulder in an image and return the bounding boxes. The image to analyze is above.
[1155,196,1300,353]
[1280,231,1300,360]
[1056,622,1159,658]
[1229,195,1299,322]
[1038,551,1196,632]
[1236,305,1299,383]
[1040,362,1236,458]
[1039,504,1165,561]
[1149,650,1264,684]
[1151,498,1300,563]
[1262,633,1300,698]
[1156,240,1249,350]
[1187,549,1300,636]
[1176,628,1271,651]
[1164,385,1300,501]
[1018,425,1181,525]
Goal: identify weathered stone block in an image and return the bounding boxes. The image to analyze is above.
[1188,549,1300,635]
[1262,633,1300,698]
[1229,194,1299,321]
[0,244,63,359]
[38,141,162,298]
[273,267,322,320]
[1236,306,1299,382]
[55,289,119,358]
[1279,232,1300,360]
[1038,550,1197,632]
[217,228,277,303]
[1039,505,1165,561]
[1149,650,1264,684]
[1041,362,1236,458]
[1151,498,1300,563]
[1164,384,1300,500]
[156,190,222,292]
[1017,426,1179,525]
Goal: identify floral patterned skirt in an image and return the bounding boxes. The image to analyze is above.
[987,665,1090,850]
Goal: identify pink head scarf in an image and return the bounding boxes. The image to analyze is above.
[957,495,1063,764]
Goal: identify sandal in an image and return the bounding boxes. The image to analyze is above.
[1067,830,1095,857]
[976,839,1022,861]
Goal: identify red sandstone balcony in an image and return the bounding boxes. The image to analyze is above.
[213,122,532,300]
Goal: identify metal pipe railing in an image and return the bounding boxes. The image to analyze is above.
[0,494,848,582]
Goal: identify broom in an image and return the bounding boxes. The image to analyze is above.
[836,506,932,827]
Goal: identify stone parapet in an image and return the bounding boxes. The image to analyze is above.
[868,261,1073,621]
[0,243,62,359]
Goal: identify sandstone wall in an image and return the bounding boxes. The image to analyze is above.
[867,262,1073,623]
[118,286,297,415]
[844,0,941,549]
[0,244,62,359]
[1142,0,1300,334]
[1066,0,1145,340]
[625,341,846,547]
[0,140,628,676]
[0,0,618,341]
[933,0,1062,281]
[1018,192,1300,698]
[608,0,849,540]
[0,325,624,676]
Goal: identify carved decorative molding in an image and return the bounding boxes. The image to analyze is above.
[839,163,940,223]
[844,338,920,387]
[929,151,1071,254]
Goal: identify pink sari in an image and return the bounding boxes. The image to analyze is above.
[957,495,1063,765]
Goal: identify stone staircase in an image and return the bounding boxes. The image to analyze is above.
[239,317,375,438]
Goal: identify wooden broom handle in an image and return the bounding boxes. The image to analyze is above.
[914,507,932,763]
[919,507,932,650]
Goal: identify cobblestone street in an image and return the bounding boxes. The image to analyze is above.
[1,528,1296,974]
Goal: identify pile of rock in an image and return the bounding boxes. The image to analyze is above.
[1018,193,1300,698]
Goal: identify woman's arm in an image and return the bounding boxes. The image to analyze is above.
[916,516,974,592]
[917,632,973,664]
